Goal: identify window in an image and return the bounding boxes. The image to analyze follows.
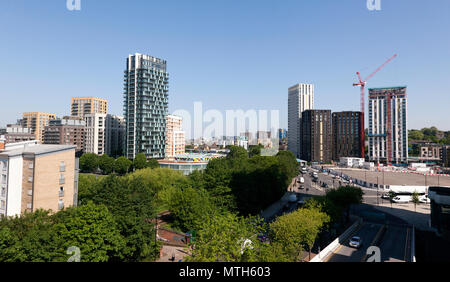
[59,174,65,185]
[60,161,66,172]
[28,176,33,183]
[59,187,64,197]
[58,200,64,210]
[1,187,5,197]
[0,200,5,209]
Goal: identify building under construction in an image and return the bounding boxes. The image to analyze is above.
[368,86,408,164]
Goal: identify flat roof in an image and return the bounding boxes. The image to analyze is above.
[368,86,407,90]
[0,144,76,157]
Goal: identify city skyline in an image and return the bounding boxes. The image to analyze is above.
[1,0,450,131]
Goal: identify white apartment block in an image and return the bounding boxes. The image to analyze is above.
[166,115,185,159]
[368,87,408,164]
[84,113,106,155]
[288,83,314,158]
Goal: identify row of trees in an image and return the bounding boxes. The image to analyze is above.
[80,153,159,175]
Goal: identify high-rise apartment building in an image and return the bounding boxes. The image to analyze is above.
[368,86,408,163]
[124,53,169,159]
[332,111,363,161]
[0,141,78,217]
[105,115,125,157]
[71,97,108,119]
[288,83,314,158]
[43,117,86,153]
[166,115,185,159]
[300,110,332,163]
[84,113,106,155]
[22,112,57,143]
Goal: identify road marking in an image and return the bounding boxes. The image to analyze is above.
[323,223,364,262]
[361,224,385,262]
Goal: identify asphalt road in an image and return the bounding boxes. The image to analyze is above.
[326,222,383,262]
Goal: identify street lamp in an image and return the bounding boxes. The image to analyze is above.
[377,176,379,206]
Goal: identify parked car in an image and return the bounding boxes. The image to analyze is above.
[419,195,430,204]
[349,236,362,248]
[297,177,305,184]
[392,196,411,203]
[381,193,391,200]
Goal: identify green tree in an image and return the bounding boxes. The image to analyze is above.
[98,154,115,174]
[147,158,160,169]
[114,156,132,175]
[51,202,126,262]
[326,186,363,223]
[411,192,420,212]
[269,207,329,261]
[388,190,397,209]
[248,145,263,157]
[79,153,99,173]
[133,153,148,170]
[227,146,249,161]
[185,214,264,262]
[167,186,217,232]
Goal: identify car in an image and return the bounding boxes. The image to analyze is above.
[321,183,329,188]
[349,236,362,248]
[419,195,430,204]
[288,194,297,203]
[392,196,411,203]
[297,177,305,184]
[299,184,305,190]
[381,193,390,200]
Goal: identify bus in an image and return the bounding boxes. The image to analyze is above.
[385,186,427,203]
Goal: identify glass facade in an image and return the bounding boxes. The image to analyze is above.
[124,54,169,159]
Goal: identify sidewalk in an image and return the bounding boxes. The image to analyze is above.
[261,192,293,220]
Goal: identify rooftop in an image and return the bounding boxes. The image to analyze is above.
[0,142,76,157]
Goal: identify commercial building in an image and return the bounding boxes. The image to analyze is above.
[429,186,450,238]
[332,111,363,161]
[368,86,408,164]
[43,117,85,153]
[158,153,222,176]
[22,112,57,143]
[71,97,108,119]
[0,141,78,217]
[0,124,35,144]
[105,115,125,157]
[256,131,273,148]
[166,115,185,159]
[84,113,106,155]
[419,144,442,163]
[124,53,169,159]
[300,110,332,163]
[288,83,314,158]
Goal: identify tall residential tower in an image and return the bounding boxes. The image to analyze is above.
[124,53,169,159]
[288,83,314,158]
[368,86,408,163]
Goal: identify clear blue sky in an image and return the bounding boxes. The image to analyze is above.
[1,0,449,130]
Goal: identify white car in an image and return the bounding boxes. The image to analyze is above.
[419,195,430,204]
[349,236,362,248]
[392,196,411,203]
[297,177,305,184]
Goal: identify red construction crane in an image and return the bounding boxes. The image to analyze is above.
[353,54,397,160]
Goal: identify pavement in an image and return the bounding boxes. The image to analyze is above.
[156,245,190,262]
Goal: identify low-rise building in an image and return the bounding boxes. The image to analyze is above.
[339,157,364,168]
[0,141,78,217]
[1,125,35,144]
[158,153,222,175]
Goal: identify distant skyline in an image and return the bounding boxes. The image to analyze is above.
[1,0,449,130]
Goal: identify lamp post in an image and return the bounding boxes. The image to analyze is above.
[377,176,379,206]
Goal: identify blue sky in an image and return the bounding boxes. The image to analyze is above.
[1,0,449,131]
